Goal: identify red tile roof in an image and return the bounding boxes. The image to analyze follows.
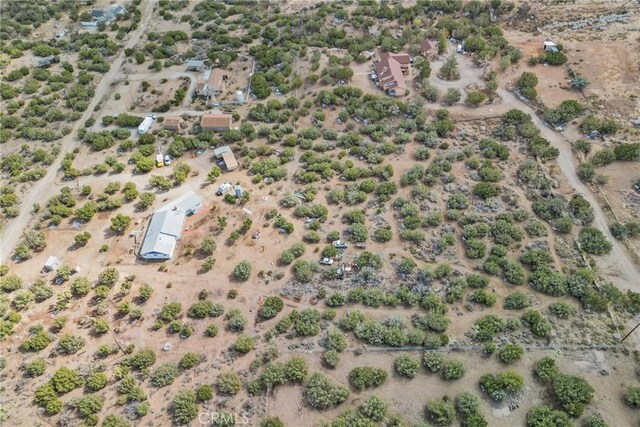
[200,114,232,130]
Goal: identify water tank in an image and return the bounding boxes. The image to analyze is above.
[236,90,244,104]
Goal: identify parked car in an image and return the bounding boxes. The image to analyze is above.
[332,240,348,249]
[163,155,172,166]
[320,258,334,265]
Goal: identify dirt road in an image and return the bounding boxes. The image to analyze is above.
[447,87,640,291]
[0,0,157,263]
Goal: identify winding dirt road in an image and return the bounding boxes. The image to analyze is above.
[2,11,638,292]
[0,0,157,263]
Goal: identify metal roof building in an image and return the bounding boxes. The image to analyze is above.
[139,192,202,260]
[158,191,202,216]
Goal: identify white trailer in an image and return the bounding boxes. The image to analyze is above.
[138,116,154,135]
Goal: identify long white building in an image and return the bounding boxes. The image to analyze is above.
[139,191,202,260]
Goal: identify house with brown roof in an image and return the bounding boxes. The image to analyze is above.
[421,39,434,56]
[163,117,183,131]
[194,68,229,98]
[200,114,232,131]
[374,55,408,97]
[380,52,411,75]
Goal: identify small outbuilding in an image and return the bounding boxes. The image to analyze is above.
[221,151,238,171]
[543,41,558,52]
[421,39,434,56]
[186,60,205,72]
[200,114,232,131]
[163,117,183,131]
[43,256,61,272]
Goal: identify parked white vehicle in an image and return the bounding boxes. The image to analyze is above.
[320,257,334,265]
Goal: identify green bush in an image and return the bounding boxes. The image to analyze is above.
[578,227,612,255]
[86,372,108,391]
[526,405,571,427]
[360,395,388,421]
[56,334,86,354]
[171,390,197,425]
[348,367,388,390]
[442,359,466,380]
[455,392,480,416]
[322,350,341,369]
[552,374,594,417]
[258,296,284,321]
[130,348,156,370]
[285,357,308,383]
[196,384,214,402]
[504,292,532,310]
[479,370,524,401]
[216,371,242,395]
[150,364,178,387]
[522,310,553,338]
[179,353,201,370]
[205,323,219,337]
[548,302,576,319]
[234,334,256,353]
[582,414,608,427]
[497,343,524,364]
[533,357,559,383]
[233,260,252,281]
[623,386,640,408]
[51,367,84,393]
[304,372,349,409]
[24,359,46,377]
[425,398,456,426]
[422,351,444,373]
[394,354,419,378]
[226,308,247,332]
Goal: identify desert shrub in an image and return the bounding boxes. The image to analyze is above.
[51,367,84,393]
[479,370,524,401]
[552,374,594,417]
[582,414,608,427]
[326,292,346,307]
[294,309,321,336]
[325,328,348,351]
[578,227,612,255]
[130,348,156,370]
[171,390,197,425]
[394,354,419,378]
[24,359,46,377]
[468,289,496,306]
[285,357,308,383]
[522,310,552,338]
[322,350,341,369]
[234,334,256,353]
[533,357,559,383]
[360,395,388,421]
[57,334,86,354]
[470,315,506,341]
[455,392,480,417]
[425,398,456,426]
[226,308,247,332]
[233,260,252,281]
[526,405,571,427]
[623,386,640,408]
[86,372,108,391]
[442,359,466,380]
[150,364,179,387]
[304,372,350,409]
[259,296,284,321]
[422,351,444,373]
[348,367,388,390]
[497,343,524,364]
[216,371,241,395]
[504,292,532,310]
[179,353,201,370]
[548,302,576,319]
